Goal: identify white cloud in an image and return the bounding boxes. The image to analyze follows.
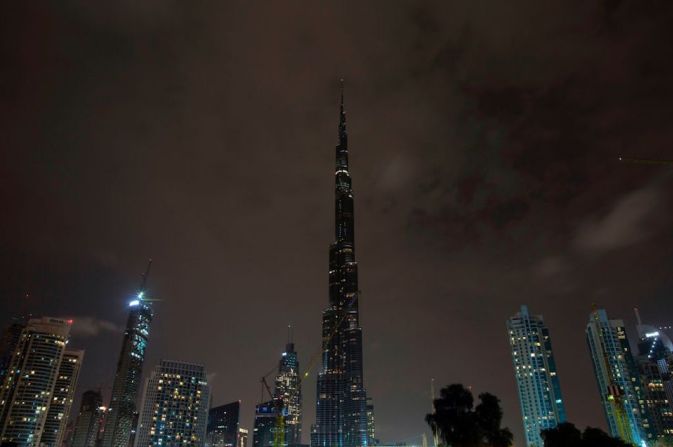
[574,185,660,254]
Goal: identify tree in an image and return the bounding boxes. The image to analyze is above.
[541,423,633,447]
[425,384,513,447]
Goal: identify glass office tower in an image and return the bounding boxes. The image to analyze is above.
[0,317,72,446]
[102,286,153,447]
[507,306,566,447]
[586,308,650,446]
[135,360,210,447]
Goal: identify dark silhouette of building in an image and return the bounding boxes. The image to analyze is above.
[101,263,154,447]
[312,83,369,447]
[71,390,105,447]
[207,401,241,447]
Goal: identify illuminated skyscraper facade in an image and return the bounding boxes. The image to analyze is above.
[252,400,282,447]
[41,349,85,447]
[275,341,302,446]
[634,310,673,440]
[507,306,566,447]
[312,85,369,447]
[135,360,210,447]
[0,317,72,446]
[71,390,105,447]
[102,284,153,447]
[207,401,241,447]
[586,309,650,446]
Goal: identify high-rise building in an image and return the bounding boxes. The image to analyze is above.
[0,317,72,446]
[365,399,376,447]
[252,400,282,447]
[0,318,27,387]
[207,401,240,447]
[42,349,85,447]
[275,340,301,446]
[586,308,650,446]
[633,309,673,441]
[71,390,106,447]
[312,82,369,447]
[102,263,154,447]
[135,360,210,447]
[506,306,566,447]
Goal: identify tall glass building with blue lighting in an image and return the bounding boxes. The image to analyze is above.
[102,268,154,447]
[586,308,650,447]
[507,306,566,447]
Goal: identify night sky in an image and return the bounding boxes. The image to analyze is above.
[2,1,673,444]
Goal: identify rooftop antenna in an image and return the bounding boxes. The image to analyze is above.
[287,324,293,344]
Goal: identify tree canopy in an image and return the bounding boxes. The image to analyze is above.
[541,422,634,447]
[425,384,513,447]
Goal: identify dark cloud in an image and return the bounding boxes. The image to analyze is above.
[2,0,673,444]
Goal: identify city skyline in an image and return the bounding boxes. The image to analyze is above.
[2,1,673,445]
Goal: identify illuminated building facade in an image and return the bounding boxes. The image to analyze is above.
[71,390,106,447]
[507,306,566,447]
[252,400,282,447]
[0,317,72,446]
[586,308,650,446]
[634,310,673,440]
[312,84,369,447]
[102,290,153,447]
[365,399,376,446]
[0,318,26,388]
[42,349,85,447]
[275,341,302,446]
[207,401,241,447]
[135,360,210,447]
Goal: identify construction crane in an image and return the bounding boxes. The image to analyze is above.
[618,156,673,166]
[134,259,162,303]
[258,368,285,447]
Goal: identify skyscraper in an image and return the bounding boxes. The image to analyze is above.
[275,339,301,446]
[0,318,27,388]
[633,309,673,441]
[506,306,566,447]
[102,262,154,447]
[135,360,210,447]
[252,400,282,447]
[42,349,85,447]
[0,317,72,446]
[207,401,241,447]
[365,399,376,447]
[312,82,369,447]
[586,308,650,446]
[71,390,105,447]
